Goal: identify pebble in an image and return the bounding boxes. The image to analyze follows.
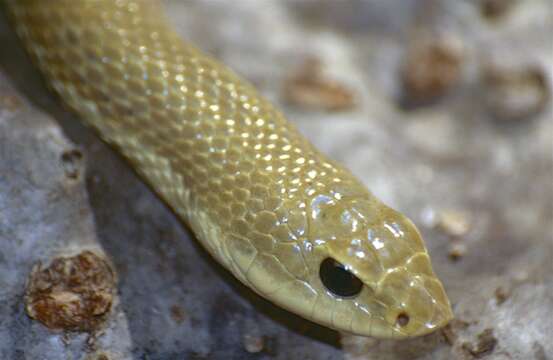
[400,35,464,106]
[482,64,550,121]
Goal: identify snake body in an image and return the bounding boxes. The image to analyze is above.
[7,0,452,338]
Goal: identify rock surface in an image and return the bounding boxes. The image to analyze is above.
[1,1,551,359]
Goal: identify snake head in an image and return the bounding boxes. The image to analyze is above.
[302,184,453,338]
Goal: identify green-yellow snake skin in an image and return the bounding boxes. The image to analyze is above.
[6,0,453,338]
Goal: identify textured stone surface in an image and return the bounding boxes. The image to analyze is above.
[1,0,551,359]
[0,74,133,359]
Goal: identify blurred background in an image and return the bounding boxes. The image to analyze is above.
[0,0,551,359]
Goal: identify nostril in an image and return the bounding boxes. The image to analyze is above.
[396,312,410,327]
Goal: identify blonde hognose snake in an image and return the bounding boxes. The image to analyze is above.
[6,0,453,339]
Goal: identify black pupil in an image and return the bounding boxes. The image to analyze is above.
[319,258,363,298]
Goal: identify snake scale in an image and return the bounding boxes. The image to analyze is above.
[6,0,453,338]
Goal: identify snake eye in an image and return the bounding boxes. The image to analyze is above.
[319,258,363,298]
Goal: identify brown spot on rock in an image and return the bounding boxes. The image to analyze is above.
[480,0,515,20]
[482,64,550,121]
[441,318,470,345]
[85,352,111,360]
[170,304,187,324]
[462,328,498,358]
[494,287,509,305]
[25,250,116,332]
[283,57,356,111]
[61,148,84,180]
[400,35,464,107]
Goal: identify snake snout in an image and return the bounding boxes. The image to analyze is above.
[376,269,453,337]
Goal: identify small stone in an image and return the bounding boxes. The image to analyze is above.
[448,242,467,261]
[494,287,509,305]
[462,328,498,358]
[438,210,471,237]
[25,251,116,332]
[283,57,356,111]
[482,64,550,121]
[400,35,464,106]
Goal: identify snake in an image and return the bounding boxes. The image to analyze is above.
[5,0,453,339]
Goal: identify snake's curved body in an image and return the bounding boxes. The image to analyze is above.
[7,0,452,338]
